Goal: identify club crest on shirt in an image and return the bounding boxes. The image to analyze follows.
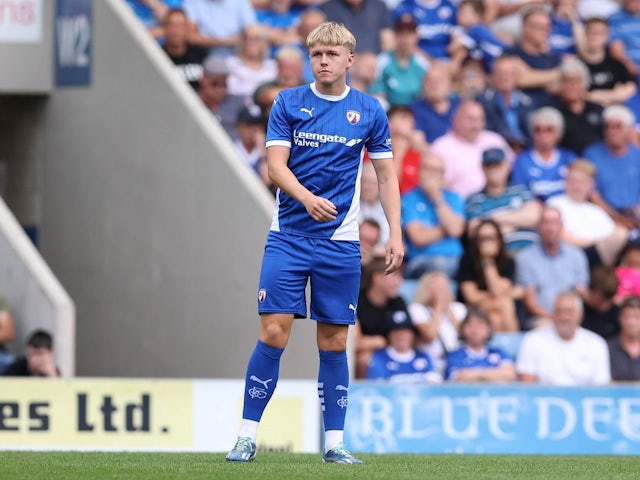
[346,110,361,125]
[258,288,267,303]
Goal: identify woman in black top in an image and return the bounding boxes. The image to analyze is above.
[457,219,524,332]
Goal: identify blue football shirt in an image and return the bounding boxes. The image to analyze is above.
[445,346,512,380]
[266,83,392,241]
[394,0,457,60]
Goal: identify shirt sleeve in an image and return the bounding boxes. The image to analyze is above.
[366,100,393,158]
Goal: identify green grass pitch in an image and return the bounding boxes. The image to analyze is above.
[3,451,640,480]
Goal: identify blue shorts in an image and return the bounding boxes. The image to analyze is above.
[257,231,361,324]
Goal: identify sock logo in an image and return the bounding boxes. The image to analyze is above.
[248,375,272,399]
[336,384,348,408]
[250,375,272,390]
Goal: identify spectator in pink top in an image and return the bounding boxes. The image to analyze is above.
[616,242,640,302]
[430,100,514,199]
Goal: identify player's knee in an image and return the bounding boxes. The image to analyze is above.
[260,323,289,348]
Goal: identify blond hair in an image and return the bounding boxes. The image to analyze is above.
[568,158,596,178]
[412,271,450,305]
[306,22,356,54]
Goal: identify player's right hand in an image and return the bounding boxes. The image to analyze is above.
[305,196,337,222]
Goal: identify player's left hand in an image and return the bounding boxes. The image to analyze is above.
[384,237,404,275]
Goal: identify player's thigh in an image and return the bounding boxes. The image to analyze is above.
[258,232,311,318]
[310,240,361,324]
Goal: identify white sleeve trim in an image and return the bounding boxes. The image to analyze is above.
[266,140,291,148]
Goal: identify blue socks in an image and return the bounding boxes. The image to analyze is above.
[242,340,284,422]
[318,350,349,431]
[241,343,349,436]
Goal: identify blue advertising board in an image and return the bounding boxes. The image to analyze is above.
[345,384,640,455]
[55,0,93,86]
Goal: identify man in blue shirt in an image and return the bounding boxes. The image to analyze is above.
[477,55,535,151]
[184,0,257,57]
[226,22,403,465]
[516,205,589,329]
[584,104,640,229]
[402,152,465,280]
[609,0,640,77]
[411,63,460,143]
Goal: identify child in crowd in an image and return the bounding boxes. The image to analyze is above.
[445,308,516,382]
[366,312,442,384]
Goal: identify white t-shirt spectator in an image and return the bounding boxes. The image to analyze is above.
[547,194,615,242]
[516,325,611,385]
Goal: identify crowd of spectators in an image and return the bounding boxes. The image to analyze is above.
[124,0,640,385]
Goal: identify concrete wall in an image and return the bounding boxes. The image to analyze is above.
[40,0,317,378]
[0,96,46,229]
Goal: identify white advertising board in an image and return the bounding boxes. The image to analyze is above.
[0,0,43,43]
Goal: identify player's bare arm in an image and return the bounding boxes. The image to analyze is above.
[371,157,404,274]
[267,145,337,222]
